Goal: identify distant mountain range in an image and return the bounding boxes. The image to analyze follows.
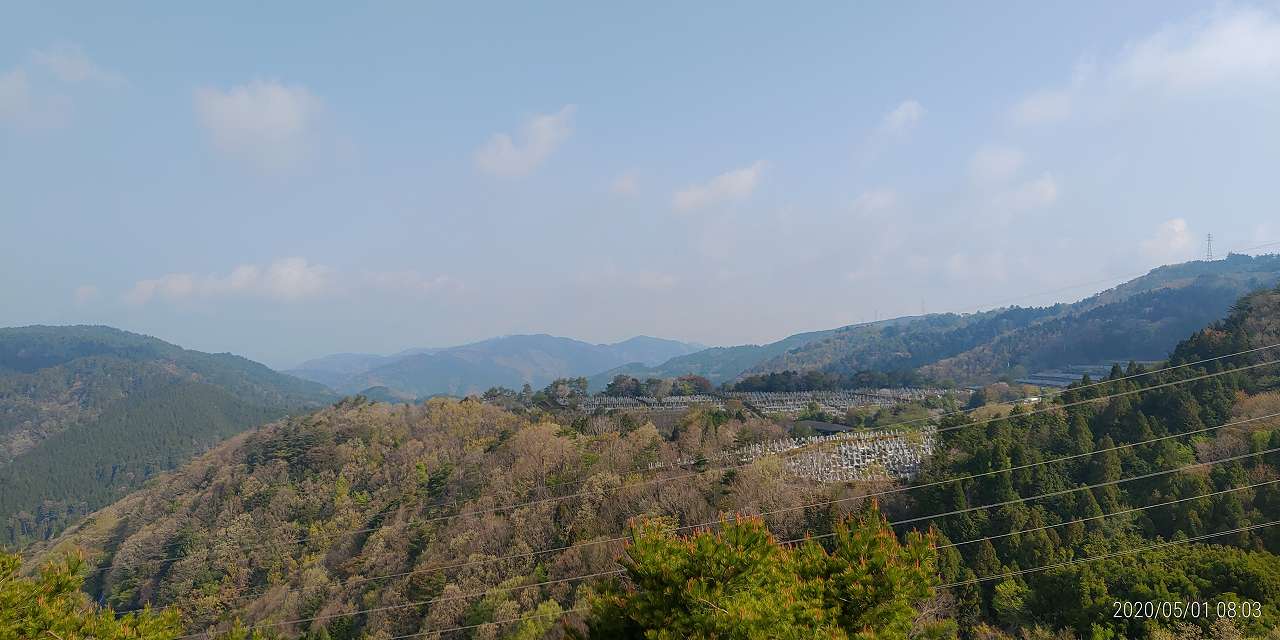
[32,281,1280,636]
[288,334,706,398]
[599,253,1280,388]
[6,255,1279,546]
[0,325,332,545]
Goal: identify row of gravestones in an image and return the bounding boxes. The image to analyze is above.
[578,388,953,414]
[782,434,935,482]
[649,426,936,482]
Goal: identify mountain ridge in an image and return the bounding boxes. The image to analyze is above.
[615,254,1280,388]
[26,285,1280,637]
[289,334,705,397]
[0,325,333,546]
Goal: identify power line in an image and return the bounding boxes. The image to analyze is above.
[388,605,594,640]
[128,400,1280,617]
[929,236,1278,316]
[79,245,1280,499]
[329,478,1280,624]
[785,478,1280,551]
[937,518,1280,590]
[81,334,1280,577]
[168,444,1280,637]
[96,354,1280,576]
[385,518,1280,639]
[109,365,1280,616]
[736,342,1280,438]
[706,443,1280,539]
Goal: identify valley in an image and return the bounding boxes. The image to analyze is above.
[6,282,1280,638]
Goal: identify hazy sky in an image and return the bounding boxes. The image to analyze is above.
[3,2,1279,368]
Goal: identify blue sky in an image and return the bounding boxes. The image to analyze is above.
[3,2,1279,367]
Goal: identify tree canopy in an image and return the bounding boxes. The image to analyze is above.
[578,507,941,639]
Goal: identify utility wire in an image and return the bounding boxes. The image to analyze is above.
[271,479,1280,629]
[937,518,1280,589]
[121,404,1280,615]
[170,444,1280,638]
[94,355,1279,576]
[386,518,1280,639]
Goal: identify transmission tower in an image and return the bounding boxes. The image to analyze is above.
[1206,233,1214,261]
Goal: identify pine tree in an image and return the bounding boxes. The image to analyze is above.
[0,551,180,639]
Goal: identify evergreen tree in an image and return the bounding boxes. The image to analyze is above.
[579,508,940,639]
[0,551,180,639]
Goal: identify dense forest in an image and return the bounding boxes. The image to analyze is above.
[728,368,927,392]
[593,255,1280,391]
[0,326,332,547]
[15,286,1280,638]
[587,325,843,390]
[601,373,714,397]
[291,335,705,399]
[748,254,1280,386]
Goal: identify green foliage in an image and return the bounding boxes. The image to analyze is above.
[0,326,331,547]
[908,287,1280,636]
[579,507,939,639]
[2,381,287,545]
[17,287,1280,639]
[605,374,713,398]
[0,550,180,639]
[750,254,1280,386]
[731,369,925,392]
[1025,536,1280,637]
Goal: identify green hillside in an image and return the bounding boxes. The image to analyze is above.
[294,334,704,398]
[587,326,841,389]
[29,287,1280,638]
[0,326,332,546]
[746,254,1280,385]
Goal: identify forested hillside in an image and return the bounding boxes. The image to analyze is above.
[293,335,704,398]
[282,256,1280,398]
[28,287,1280,638]
[747,254,1280,385]
[0,326,332,546]
[587,325,842,388]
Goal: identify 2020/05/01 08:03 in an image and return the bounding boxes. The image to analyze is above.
[1113,601,1264,620]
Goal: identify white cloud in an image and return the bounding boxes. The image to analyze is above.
[31,44,122,85]
[1010,88,1073,126]
[881,99,924,133]
[362,271,462,295]
[945,251,1008,283]
[630,272,679,291]
[0,69,33,127]
[1012,8,1280,126]
[1,44,119,131]
[254,258,332,299]
[124,259,462,305]
[1255,223,1275,245]
[610,171,639,196]
[1117,7,1280,93]
[578,265,679,291]
[673,161,766,211]
[125,273,196,305]
[996,173,1059,210]
[194,80,323,172]
[72,285,100,305]
[474,105,575,176]
[1141,218,1195,260]
[125,258,334,305]
[851,189,898,215]
[968,146,1025,185]
[1010,59,1093,126]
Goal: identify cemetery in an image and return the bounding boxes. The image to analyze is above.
[576,387,957,416]
[655,425,936,483]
